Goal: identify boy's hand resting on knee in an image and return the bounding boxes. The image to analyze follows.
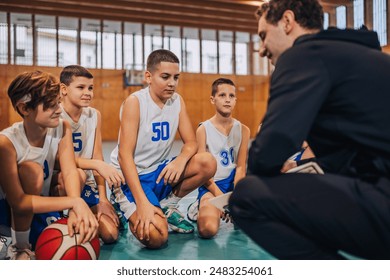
[134,202,165,241]
[96,199,120,226]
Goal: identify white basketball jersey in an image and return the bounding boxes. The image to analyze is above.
[0,120,64,197]
[203,119,242,181]
[61,106,97,185]
[111,87,181,174]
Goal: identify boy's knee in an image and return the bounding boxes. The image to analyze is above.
[145,225,168,249]
[197,152,217,178]
[98,214,119,244]
[51,172,66,196]
[18,161,44,194]
[130,214,168,249]
[198,222,218,239]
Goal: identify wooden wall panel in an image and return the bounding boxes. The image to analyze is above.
[383,45,390,54]
[0,97,9,130]
[253,76,270,134]
[0,67,9,130]
[0,65,270,140]
[92,98,122,141]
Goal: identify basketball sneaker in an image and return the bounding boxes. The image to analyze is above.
[0,235,11,260]
[162,206,194,234]
[186,200,199,222]
[6,244,35,260]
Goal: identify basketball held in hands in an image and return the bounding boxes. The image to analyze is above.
[35,218,100,260]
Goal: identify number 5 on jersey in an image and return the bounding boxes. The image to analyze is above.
[72,132,83,152]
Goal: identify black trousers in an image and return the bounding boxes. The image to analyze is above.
[229,173,390,260]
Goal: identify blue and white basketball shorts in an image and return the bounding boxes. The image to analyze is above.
[81,184,99,207]
[0,199,11,236]
[1,198,61,248]
[111,159,174,220]
[197,169,236,200]
[30,211,61,249]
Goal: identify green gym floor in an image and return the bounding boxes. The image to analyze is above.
[101,141,275,260]
[99,191,275,260]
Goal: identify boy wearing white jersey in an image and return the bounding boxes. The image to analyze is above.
[59,65,124,244]
[187,78,250,239]
[0,71,98,260]
[110,49,216,249]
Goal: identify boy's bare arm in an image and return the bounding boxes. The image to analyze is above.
[59,121,82,198]
[58,120,99,242]
[0,135,93,219]
[118,96,165,241]
[177,96,198,161]
[0,136,31,213]
[157,96,197,185]
[195,124,223,197]
[234,124,250,186]
[89,110,120,224]
[75,110,124,188]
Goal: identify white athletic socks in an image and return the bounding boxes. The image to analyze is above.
[160,192,181,208]
[11,228,31,249]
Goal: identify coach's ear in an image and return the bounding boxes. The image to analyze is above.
[282,10,295,35]
[210,95,215,105]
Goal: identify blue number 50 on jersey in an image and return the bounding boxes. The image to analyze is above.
[151,122,170,141]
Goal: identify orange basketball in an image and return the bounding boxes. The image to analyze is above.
[35,218,100,260]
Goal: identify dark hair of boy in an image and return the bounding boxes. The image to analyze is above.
[60,65,93,86]
[211,78,235,96]
[8,71,60,116]
[146,49,180,73]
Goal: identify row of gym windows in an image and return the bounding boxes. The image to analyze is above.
[0,12,269,76]
[0,1,387,74]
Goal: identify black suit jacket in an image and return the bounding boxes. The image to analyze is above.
[249,29,390,180]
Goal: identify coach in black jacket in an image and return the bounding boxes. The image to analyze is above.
[230,0,390,260]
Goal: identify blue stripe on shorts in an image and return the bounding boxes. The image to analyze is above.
[119,159,174,208]
[81,184,99,207]
[197,168,236,200]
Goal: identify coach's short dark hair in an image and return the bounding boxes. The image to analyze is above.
[256,0,324,30]
[211,78,235,96]
[146,49,180,72]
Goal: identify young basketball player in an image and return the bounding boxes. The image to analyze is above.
[187,78,250,238]
[110,49,216,249]
[0,71,98,260]
[59,65,124,244]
